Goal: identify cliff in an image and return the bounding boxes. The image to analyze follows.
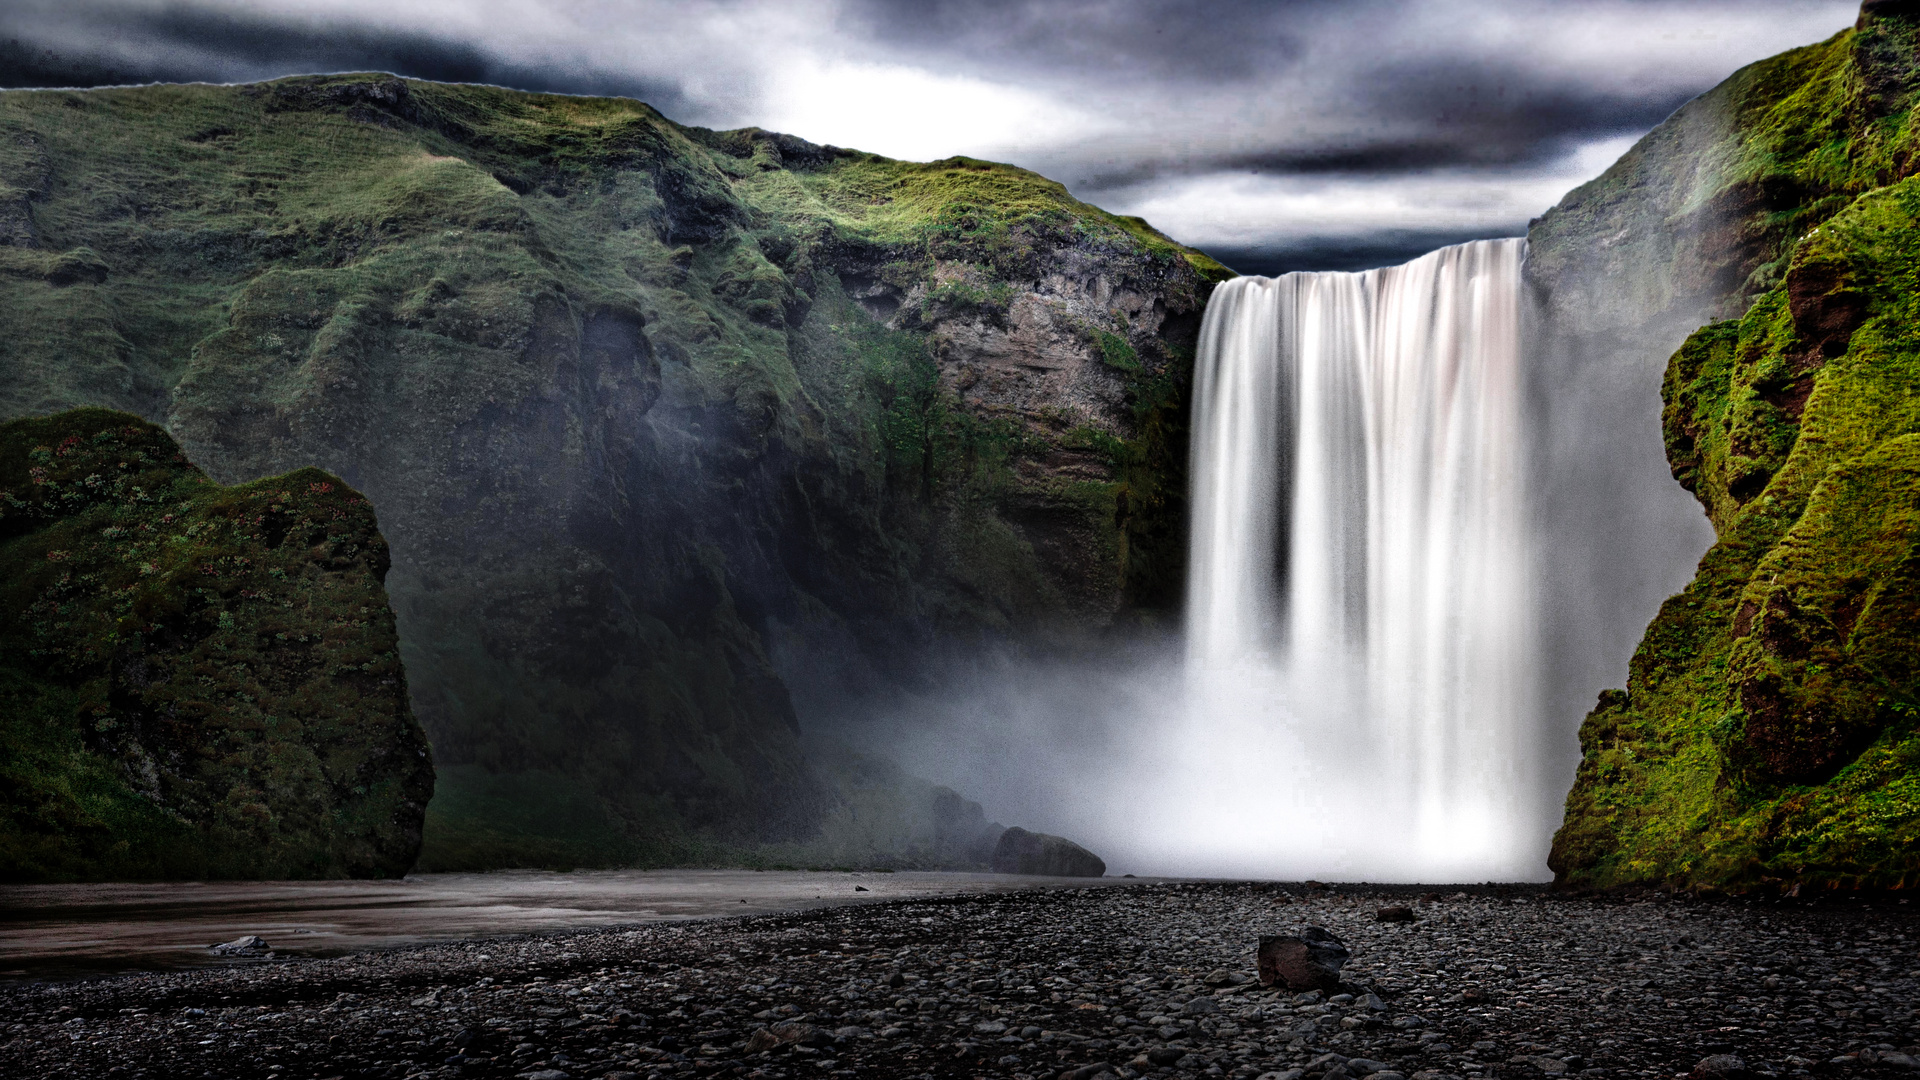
[0,75,1227,867]
[1546,3,1920,891]
[0,408,433,881]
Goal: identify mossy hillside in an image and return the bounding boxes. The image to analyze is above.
[0,75,1226,867]
[0,408,433,881]
[1530,8,1920,331]
[1550,175,1920,891]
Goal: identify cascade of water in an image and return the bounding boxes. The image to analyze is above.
[1186,238,1534,876]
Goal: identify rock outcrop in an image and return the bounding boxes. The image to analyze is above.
[0,408,433,881]
[0,76,1227,866]
[1547,2,1920,891]
[989,825,1106,877]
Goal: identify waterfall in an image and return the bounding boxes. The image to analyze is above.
[1186,238,1536,878]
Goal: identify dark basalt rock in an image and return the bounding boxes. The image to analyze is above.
[208,936,271,956]
[1257,926,1351,992]
[1689,1055,1751,1080]
[988,826,1106,877]
[0,408,433,881]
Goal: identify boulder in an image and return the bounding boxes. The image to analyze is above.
[990,827,1106,877]
[1257,926,1351,992]
[1688,1055,1749,1080]
[0,409,433,882]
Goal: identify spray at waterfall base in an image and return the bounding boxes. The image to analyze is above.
[834,240,1552,882]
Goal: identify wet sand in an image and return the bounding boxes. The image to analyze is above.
[0,869,1147,980]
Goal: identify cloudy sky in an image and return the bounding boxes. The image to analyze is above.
[0,0,1860,272]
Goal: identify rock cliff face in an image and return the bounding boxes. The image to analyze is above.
[0,408,432,881]
[0,76,1227,866]
[1545,3,1920,890]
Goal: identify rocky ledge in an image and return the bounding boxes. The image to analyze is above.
[2,883,1915,1080]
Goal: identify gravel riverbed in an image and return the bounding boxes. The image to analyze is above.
[2,882,1915,1080]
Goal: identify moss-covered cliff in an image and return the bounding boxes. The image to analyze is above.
[0,75,1227,867]
[1548,3,1920,891]
[0,408,432,881]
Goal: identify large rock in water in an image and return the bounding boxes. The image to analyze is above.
[0,409,433,881]
[1545,1,1920,891]
[0,75,1228,867]
[989,826,1105,877]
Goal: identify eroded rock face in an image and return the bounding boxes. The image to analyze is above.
[0,409,433,881]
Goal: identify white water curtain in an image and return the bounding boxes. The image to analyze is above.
[1186,238,1534,876]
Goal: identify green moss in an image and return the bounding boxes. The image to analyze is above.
[1552,174,1920,892]
[0,408,434,881]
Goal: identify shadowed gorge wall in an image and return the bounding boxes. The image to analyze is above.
[0,75,1227,867]
[0,408,432,881]
[1544,3,1920,891]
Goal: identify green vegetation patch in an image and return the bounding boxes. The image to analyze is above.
[1551,175,1920,892]
[0,407,433,881]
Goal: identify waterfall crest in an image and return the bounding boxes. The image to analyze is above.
[1186,238,1535,877]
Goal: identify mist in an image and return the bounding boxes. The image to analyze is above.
[797,241,1561,885]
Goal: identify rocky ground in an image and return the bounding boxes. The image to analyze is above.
[2,882,1916,1080]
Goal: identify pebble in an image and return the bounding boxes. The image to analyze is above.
[0,883,1914,1080]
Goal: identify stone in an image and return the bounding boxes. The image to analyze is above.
[1148,1047,1186,1066]
[209,936,271,955]
[1259,928,1351,992]
[1185,997,1224,1016]
[1376,907,1417,923]
[1688,1055,1748,1080]
[990,827,1107,877]
[1510,1055,1569,1074]
[745,1021,825,1054]
[1347,1058,1389,1075]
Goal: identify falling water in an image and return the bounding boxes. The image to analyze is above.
[1185,238,1536,879]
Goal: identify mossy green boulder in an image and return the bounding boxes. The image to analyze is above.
[1548,6,1920,890]
[0,408,433,881]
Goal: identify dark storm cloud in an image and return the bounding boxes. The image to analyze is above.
[1207,228,1525,278]
[842,0,1792,190]
[838,0,1320,85]
[0,3,693,117]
